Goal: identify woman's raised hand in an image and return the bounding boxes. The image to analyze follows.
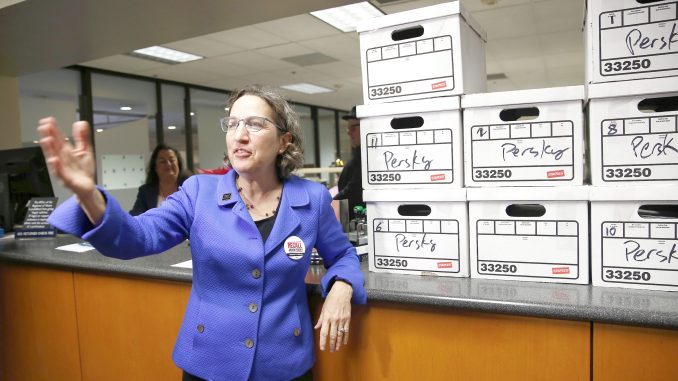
[38,118,96,197]
[38,117,105,224]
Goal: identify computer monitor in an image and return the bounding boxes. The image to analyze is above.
[0,146,55,232]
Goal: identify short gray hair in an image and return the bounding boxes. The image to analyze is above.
[224,85,304,179]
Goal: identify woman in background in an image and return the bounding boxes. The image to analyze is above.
[130,143,189,216]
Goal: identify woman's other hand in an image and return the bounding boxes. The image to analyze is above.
[314,280,353,352]
[38,117,105,224]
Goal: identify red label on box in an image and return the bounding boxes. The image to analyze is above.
[547,170,565,178]
[437,261,453,269]
[552,267,570,274]
[430,174,446,181]
[431,81,447,90]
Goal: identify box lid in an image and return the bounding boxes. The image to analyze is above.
[467,186,589,201]
[589,186,678,201]
[357,2,487,42]
[364,188,466,202]
[357,96,460,118]
[587,77,678,99]
[462,86,585,109]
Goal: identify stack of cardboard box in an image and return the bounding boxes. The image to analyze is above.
[585,0,678,292]
[357,2,486,277]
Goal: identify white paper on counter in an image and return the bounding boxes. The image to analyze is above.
[56,242,95,253]
[172,260,193,269]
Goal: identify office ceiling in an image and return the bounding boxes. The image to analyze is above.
[1,0,586,111]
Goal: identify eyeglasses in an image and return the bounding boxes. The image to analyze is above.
[220,116,283,134]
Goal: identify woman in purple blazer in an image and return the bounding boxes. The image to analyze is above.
[38,85,366,381]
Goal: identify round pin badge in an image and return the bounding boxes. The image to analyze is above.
[284,236,306,260]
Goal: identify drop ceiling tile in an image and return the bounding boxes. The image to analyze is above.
[136,64,223,84]
[461,0,532,13]
[486,78,517,92]
[380,0,447,14]
[81,54,168,73]
[533,0,585,34]
[173,58,254,76]
[215,51,297,72]
[507,67,548,90]
[298,34,360,62]
[485,55,504,75]
[203,26,290,50]
[539,30,584,55]
[164,36,244,58]
[500,56,545,73]
[307,61,360,78]
[253,14,340,41]
[486,35,542,58]
[545,65,584,86]
[544,51,584,69]
[256,43,316,59]
[472,3,537,39]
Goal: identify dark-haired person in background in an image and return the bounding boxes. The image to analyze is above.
[130,143,190,216]
[332,106,364,220]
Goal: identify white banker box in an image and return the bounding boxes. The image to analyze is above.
[462,86,585,187]
[357,97,463,190]
[357,1,486,104]
[585,0,678,83]
[588,77,678,185]
[468,187,590,284]
[364,189,469,277]
[590,186,678,292]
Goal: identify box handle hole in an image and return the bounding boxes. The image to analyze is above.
[397,204,431,216]
[391,25,424,41]
[637,96,678,113]
[391,116,424,130]
[635,0,665,4]
[499,107,540,122]
[505,204,546,217]
[638,205,678,219]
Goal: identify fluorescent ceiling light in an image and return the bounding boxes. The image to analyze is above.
[310,1,383,33]
[96,128,104,133]
[120,106,132,111]
[167,125,177,130]
[280,83,334,95]
[190,112,195,116]
[131,46,203,64]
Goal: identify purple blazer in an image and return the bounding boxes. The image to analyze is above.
[49,170,366,381]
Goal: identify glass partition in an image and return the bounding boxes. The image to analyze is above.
[191,88,229,171]
[294,104,315,167]
[91,73,157,211]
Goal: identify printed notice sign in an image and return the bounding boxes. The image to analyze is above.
[366,128,454,185]
[371,218,461,274]
[600,221,678,287]
[598,2,678,77]
[470,121,575,182]
[366,35,455,100]
[475,219,580,279]
[600,115,678,181]
[15,197,57,239]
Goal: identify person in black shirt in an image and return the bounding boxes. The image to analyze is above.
[333,106,364,220]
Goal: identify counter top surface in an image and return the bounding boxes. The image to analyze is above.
[2,235,677,330]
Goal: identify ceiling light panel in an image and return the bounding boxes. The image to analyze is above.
[131,46,203,64]
[310,2,384,33]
